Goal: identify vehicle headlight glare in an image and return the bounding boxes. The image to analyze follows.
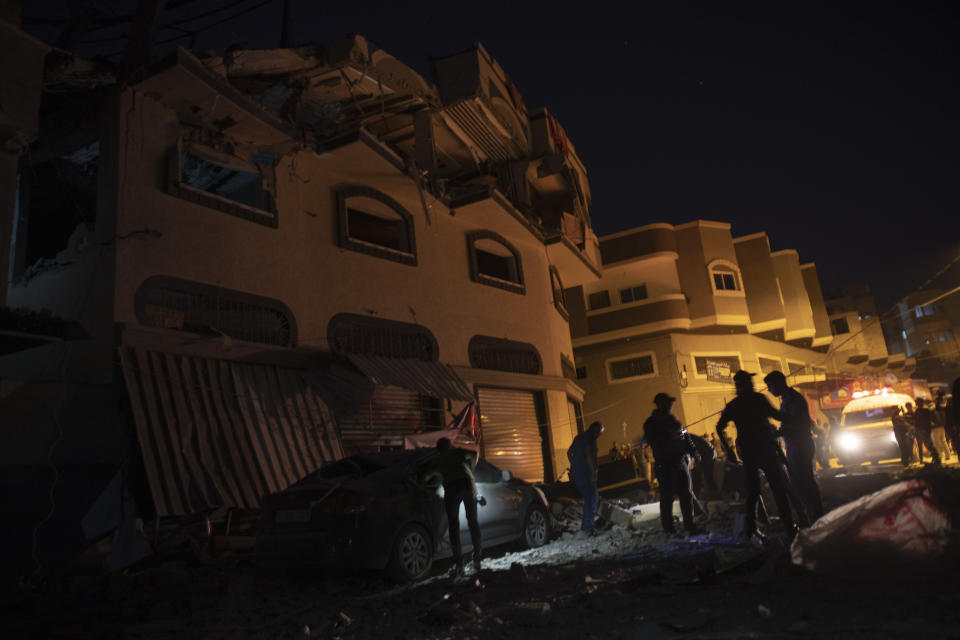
[890,432,898,443]
[838,433,860,451]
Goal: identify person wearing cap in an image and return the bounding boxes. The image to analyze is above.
[643,393,705,536]
[567,421,604,535]
[763,370,824,521]
[715,370,802,539]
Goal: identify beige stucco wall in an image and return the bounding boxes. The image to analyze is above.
[110,90,575,378]
[771,250,815,341]
[734,234,786,330]
[800,263,833,346]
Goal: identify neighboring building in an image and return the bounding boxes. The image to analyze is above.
[565,221,835,449]
[885,289,960,386]
[0,37,599,573]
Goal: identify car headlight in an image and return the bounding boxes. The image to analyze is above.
[890,432,898,443]
[837,432,860,451]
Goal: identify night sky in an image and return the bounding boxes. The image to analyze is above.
[24,1,960,310]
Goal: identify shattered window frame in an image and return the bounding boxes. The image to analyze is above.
[466,231,525,295]
[336,186,417,266]
[134,276,297,346]
[168,140,278,228]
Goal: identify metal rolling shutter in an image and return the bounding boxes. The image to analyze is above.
[477,388,544,483]
[337,385,441,452]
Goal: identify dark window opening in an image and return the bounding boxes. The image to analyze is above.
[420,395,444,427]
[759,357,782,375]
[180,149,269,211]
[694,355,741,375]
[575,366,587,380]
[619,284,648,304]
[830,317,850,335]
[328,313,437,361]
[476,249,518,282]
[467,231,524,294]
[14,141,99,277]
[346,208,408,252]
[550,267,567,318]
[337,187,416,266]
[469,335,541,374]
[588,290,611,310]
[713,272,738,291]
[609,355,654,380]
[787,361,806,376]
[135,276,296,346]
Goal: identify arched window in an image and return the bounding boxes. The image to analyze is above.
[549,266,568,319]
[468,336,541,374]
[336,186,417,265]
[327,313,437,361]
[467,231,524,294]
[135,276,296,346]
[707,259,743,294]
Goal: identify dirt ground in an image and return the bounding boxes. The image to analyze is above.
[5,467,960,640]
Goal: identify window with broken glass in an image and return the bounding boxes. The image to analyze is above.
[758,357,783,375]
[168,142,277,227]
[467,231,524,294]
[135,276,296,346]
[336,186,417,266]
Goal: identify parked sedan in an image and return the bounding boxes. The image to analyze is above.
[256,449,551,582]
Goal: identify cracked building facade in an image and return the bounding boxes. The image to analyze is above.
[1,29,601,570]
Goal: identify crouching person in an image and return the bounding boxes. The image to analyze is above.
[643,393,706,536]
[421,438,482,579]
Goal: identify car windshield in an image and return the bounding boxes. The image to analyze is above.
[843,407,891,427]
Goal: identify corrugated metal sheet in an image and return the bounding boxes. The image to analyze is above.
[119,347,343,516]
[345,354,474,401]
[337,385,440,451]
[477,388,544,483]
[445,100,521,163]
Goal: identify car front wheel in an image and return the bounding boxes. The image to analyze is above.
[522,504,550,548]
[387,523,433,583]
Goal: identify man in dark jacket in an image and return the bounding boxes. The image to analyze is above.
[420,438,482,578]
[763,371,824,521]
[643,393,705,535]
[887,405,915,466]
[914,398,941,466]
[567,421,604,535]
[716,370,803,539]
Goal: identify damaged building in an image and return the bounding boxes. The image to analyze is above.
[0,22,601,574]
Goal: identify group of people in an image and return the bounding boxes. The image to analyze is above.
[567,368,826,540]
[889,387,960,467]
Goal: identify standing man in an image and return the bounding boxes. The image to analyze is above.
[914,398,942,466]
[888,405,915,466]
[567,421,604,536]
[716,370,803,539]
[763,371,825,521]
[420,438,482,578]
[643,393,705,535]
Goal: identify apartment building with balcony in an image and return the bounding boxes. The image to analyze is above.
[565,221,836,449]
[885,289,960,385]
[0,35,601,571]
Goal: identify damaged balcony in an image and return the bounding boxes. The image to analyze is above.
[433,44,530,163]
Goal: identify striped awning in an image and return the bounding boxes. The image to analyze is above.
[119,347,343,516]
[344,354,474,401]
